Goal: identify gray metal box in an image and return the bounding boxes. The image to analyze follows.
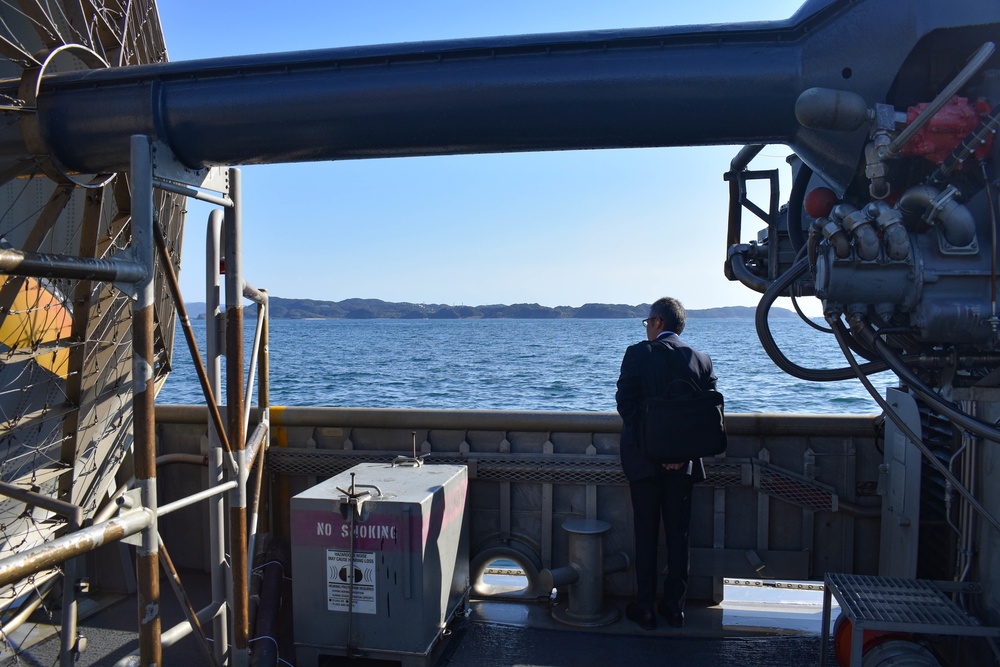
[291,462,469,666]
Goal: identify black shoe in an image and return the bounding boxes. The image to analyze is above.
[656,602,684,628]
[625,602,656,631]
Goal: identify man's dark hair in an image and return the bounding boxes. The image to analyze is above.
[649,297,686,334]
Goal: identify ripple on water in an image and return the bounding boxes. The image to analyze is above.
[159,318,896,414]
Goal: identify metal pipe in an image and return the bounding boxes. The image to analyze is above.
[94,483,130,524]
[153,220,233,453]
[112,602,224,667]
[244,422,269,476]
[727,244,771,293]
[130,134,161,666]
[27,29,804,170]
[0,576,58,637]
[158,538,223,667]
[60,520,80,666]
[259,290,270,411]
[897,184,977,248]
[243,298,266,440]
[205,208,229,666]
[243,281,266,305]
[158,481,238,518]
[0,481,85,667]
[0,481,83,527]
[7,1,997,190]
[723,143,767,252]
[0,509,153,587]
[156,453,208,467]
[151,177,233,208]
[249,541,287,667]
[226,167,250,667]
[0,247,146,283]
[267,406,625,432]
[246,424,269,578]
[161,602,224,650]
[247,292,270,573]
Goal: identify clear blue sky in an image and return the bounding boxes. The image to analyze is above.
[158,0,815,313]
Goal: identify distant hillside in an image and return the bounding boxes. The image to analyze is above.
[186,299,794,320]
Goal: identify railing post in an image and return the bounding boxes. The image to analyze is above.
[225,168,249,667]
[130,134,161,666]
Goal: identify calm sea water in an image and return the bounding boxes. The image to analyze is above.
[157,317,895,414]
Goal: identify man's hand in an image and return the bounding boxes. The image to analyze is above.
[662,462,686,471]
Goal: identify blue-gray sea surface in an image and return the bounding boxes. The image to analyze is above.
[157,317,894,414]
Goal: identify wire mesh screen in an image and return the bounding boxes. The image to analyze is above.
[267,447,838,512]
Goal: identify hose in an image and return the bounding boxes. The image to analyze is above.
[790,293,832,334]
[728,244,771,293]
[831,319,1000,535]
[755,257,892,381]
[866,324,1000,444]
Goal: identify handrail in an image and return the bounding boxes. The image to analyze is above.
[154,404,878,437]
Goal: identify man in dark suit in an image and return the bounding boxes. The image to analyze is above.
[615,297,716,630]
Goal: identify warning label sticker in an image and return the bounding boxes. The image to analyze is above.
[326,550,376,614]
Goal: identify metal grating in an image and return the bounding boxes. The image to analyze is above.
[468,457,625,485]
[826,573,1000,636]
[267,448,838,511]
[757,461,837,512]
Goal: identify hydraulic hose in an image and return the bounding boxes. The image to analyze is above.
[755,257,891,381]
[831,319,1000,534]
[866,325,1000,444]
[728,245,771,293]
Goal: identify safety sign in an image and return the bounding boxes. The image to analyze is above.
[326,549,377,614]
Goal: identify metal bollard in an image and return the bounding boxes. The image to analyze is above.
[539,519,628,627]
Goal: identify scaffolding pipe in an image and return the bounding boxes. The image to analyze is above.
[259,289,270,411]
[243,281,266,304]
[151,177,233,208]
[0,481,84,667]
[153,220,233,453]
[0,481,82,527]
[0,247,146,283]
[0,576,58,638]
[130,134,161,666]
[205,208,229,666]
[158,538,223,667]
[246,423,269,583]
[156,481,237,518]
[0,509,153,587]
[112,601,224,667]
[226,167,250,667]
[243,297,266,441]
[244,422,269,472]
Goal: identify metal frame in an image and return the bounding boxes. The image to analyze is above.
[820,572,1000,667]
[0,135,271,667]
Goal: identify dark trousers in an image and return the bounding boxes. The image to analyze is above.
[628,470,695,613]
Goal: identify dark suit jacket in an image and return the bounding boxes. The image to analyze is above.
[615,333,717,483]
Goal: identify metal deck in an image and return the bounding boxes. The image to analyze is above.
[20,577,829,666]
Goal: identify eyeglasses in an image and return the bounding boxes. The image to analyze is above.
[642,317,659,327]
